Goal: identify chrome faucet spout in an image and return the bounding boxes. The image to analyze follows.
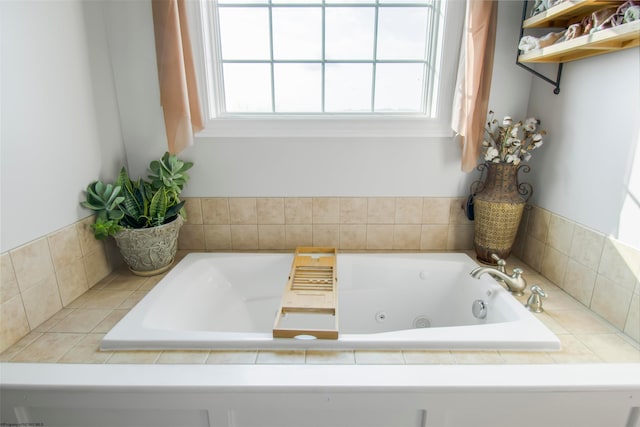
[470,266,527,296]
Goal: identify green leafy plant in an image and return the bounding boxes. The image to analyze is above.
[81,152,193,240]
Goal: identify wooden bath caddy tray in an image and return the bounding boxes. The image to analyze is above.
[273,247,338,339]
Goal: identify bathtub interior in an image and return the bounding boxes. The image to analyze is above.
[102,252,560,350]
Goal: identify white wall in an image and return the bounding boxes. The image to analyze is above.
[527,48,640,248]
[110,1,530,199]
[0,0,126,252]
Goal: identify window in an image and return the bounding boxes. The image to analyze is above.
[188,0,464,138]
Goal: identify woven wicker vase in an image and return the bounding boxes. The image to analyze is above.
[473,162,528,264]
[113,216,183,276]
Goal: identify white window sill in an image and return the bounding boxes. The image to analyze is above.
[196,116,454,140]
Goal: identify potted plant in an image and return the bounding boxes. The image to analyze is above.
[81,152,194,276]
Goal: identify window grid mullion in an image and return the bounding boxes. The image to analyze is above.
[371,0,379,113]
[268,1,276,112]
[321,0,326,113]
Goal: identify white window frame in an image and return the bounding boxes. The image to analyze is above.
[186,0,464,139]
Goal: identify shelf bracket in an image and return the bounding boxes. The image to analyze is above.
[516,0,563,95]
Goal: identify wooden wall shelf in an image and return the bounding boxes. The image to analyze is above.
[519,20,640,63]
[523,0,623,29]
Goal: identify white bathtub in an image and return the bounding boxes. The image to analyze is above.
[101,252,560,351]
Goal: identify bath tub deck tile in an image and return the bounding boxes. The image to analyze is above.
[106,350,162,364]
[256,350,306,364]
[548,335,602,364]
[402,350,455,365]
[31,308,74,332]
[354,350,405,364]
[0,331,43,362]
[91,309,129,333]
[157,351,211,364]
[305,350,356,365]
[574,334,640,363]
[58,333,112,364]
[9,332,85,363]
[47,308,112,333]
[498,350,556,364]
[450,351,504,365]
[206,350,258,364]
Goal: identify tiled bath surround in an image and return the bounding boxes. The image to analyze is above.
[178,197,474,252]
[514,205,640,343]
[2,197,638,354]
[0,218,120,353]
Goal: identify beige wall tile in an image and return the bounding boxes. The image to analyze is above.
[422,197,451,224]
[562,260,597,306]
[76,216,102,257]
[448,198,472,225]
[447,225,474,250]
[201,198,230,224]
[340,225,367,250]
[540,245,568,286]
[313,198,339,224]
[204,225,232,250]
[20,275,62,329]
[1,253,19,303]
[393,225,421,250]
[570,224,605,268]
[547,214,575,255]
[285,198,312,224]
[258,225,286,249]
[527,206,550,243]
[340,198,367,224]
[420,225,448,250]
[55,258,89,306]
[183,198,203,224]
[284,225,312,249]
[178,224,206,250]
[230,225,259,250]
[10,238,55,293]
[624,294,639,342]
[366,225,394,249]
[522,235,545,272]
[0,295,30,353]
[313,225,340,248]
[48,225,83,271]
[228,198,257,224]
[257,198,285,224]
[590,275,633,330]
[83,245,112,288]
[395,198,422,224]
[367,198,395,224]
[598,238,640,291]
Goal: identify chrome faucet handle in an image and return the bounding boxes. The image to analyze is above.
[491,254,507,273]
[512,267,523,277]
[526,285,546,313]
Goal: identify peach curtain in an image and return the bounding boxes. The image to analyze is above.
[451,0,498,172]
[152,0,204,154]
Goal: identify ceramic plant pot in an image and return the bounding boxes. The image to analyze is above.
[473,162,532,264]
[113,216,183,276]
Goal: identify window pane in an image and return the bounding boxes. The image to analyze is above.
[374,63,424,112]
[325,63,372,112]
[223,63,272,112]
[219,0,268,4]
[377,8,430,60]
[325,7,375,60]
[274,63,322,112]
[272,8,322,60]
[219,8,270,60]
[379,0,431,4]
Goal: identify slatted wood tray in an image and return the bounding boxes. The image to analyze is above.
[273,247,338,339]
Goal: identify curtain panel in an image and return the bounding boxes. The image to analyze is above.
[152,0,204,154]
[452,0,498,172]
